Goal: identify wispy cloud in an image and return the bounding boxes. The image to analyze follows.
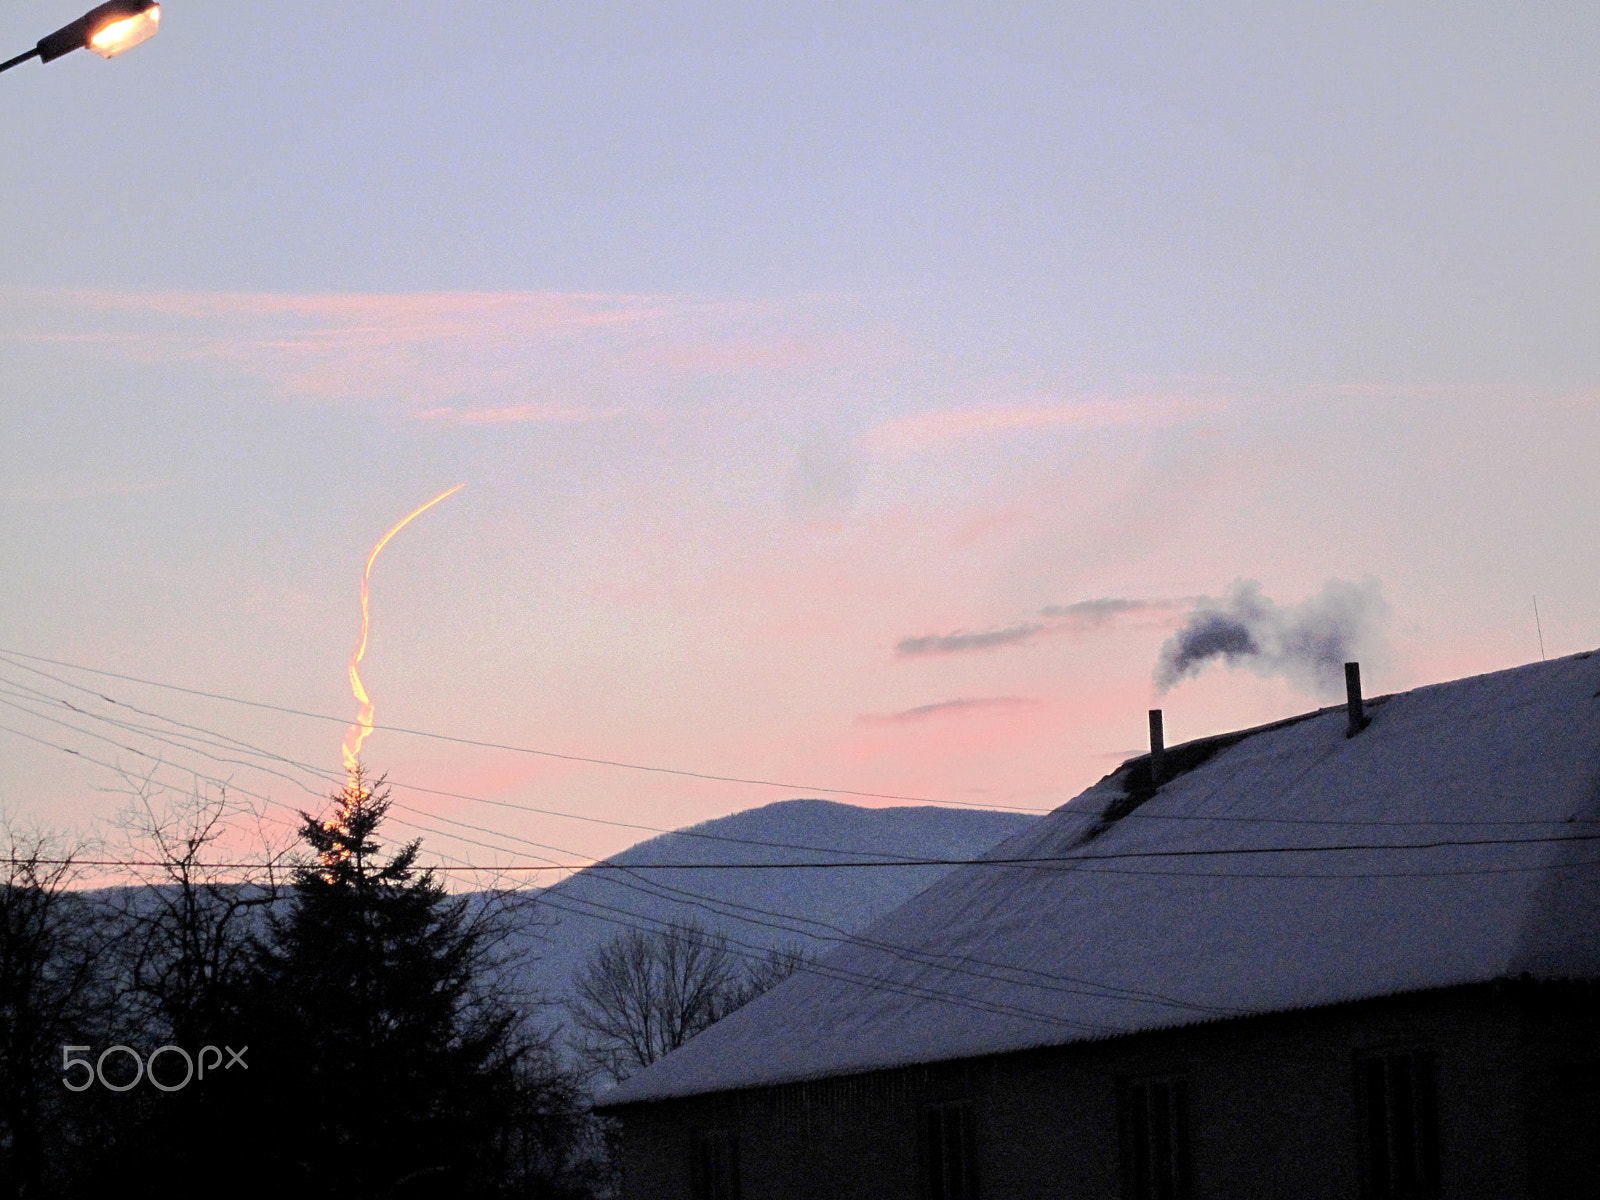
[413,403,624,425]
[861,397,1211,456]
[46,288,688,332]
[0,288,772,409]
[636,337,815,372]
[895,597,1187,658]
[895,624,1045,656]
[857,696,1037,725]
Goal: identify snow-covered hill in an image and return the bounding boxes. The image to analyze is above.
[504,798,1036,1013]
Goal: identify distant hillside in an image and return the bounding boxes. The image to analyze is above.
[503,798,1037,1014]
[78,800,1037,1039]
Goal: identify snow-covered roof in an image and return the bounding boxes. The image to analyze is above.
[600,653,1600,1107]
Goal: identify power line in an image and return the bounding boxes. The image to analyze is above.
[439,849,1134,1032]
[532,831,1600,867]
[562,852,1234,1016]
[10,658,1597,1039]
[6,668,1597,1030]
[0,711,1083,1027]
[0,678,1195,1031]
[5,707,1594,878]
[0,669,953,865]
[10,694,1593,871]
[60,686,1565,1018]
[8,653,1591,835]
[111,829,1593,871]
[8,703,1593,874]
[5,838,1137,1034]
[3,659,1203,1024]
[570,846,1600,1026]
[10,714,1595,1032]
[32,826,1596,1031]
[5,664,1387,963]
[16,848,1596,883]
[0,648,1050,812]
[0,688,1561,1014]
[5,847,1118,1033]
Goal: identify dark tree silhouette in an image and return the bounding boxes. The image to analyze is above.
[248,767,599,1197]
[0,820,112,1200]
[71,780,291,1195]
[3,775,606,1198]
[114,777,287,1051]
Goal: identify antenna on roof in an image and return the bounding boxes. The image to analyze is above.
[1345,662,1371,737]
[1533,596,1546,662]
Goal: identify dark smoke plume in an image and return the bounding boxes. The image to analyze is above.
[1155,578,1387,696]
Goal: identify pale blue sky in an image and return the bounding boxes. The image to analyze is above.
[3,3,1597,871]
[7,3,1599,379]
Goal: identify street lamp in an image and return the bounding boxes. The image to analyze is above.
[1,2,160,75]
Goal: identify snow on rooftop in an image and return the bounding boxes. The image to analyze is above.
[600,652,1600,1107]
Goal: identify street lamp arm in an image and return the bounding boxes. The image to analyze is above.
[0,48,42,75]
[1,1,159,77]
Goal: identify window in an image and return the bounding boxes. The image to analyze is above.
[925,1103,978,1200]
[691,1130,740,1200]
[1118,1076,1191,1200]
[1357,1050,1440,1198]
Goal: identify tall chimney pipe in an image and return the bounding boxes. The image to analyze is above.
[1148,709,1165,782]
[1344,662,1370,737]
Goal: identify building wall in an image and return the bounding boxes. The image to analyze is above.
[604,981,1599,1200]
[1518,983,1600,1197]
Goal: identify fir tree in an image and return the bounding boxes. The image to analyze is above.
[251,767,529,1196]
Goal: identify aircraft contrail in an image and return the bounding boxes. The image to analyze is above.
[341,484,465,777]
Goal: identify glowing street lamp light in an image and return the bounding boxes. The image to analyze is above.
[0,2,160,75]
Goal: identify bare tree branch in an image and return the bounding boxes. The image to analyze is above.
[569,920,808,1082]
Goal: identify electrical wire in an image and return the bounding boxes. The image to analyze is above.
[0,715,1201,1022]
[9,698,1596,1032]
[6,697,1594,878]
[0,648,1049,812]
[4,694,1592,1025]
[423,848,1134,1033]
[0,702,1242,1021]
[8,667,1599,1000]
[0,674,944,872]
[9,652,1598,1055]
[4,692,1594,877]
[9,650,1593,833]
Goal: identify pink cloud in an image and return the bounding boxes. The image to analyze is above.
[856,696,1038,726]
[861,397,1214,455]
[637,336,817,372]
[51,288,692,331]
[413,403,624,425]
[820,674,1169,810]
[947,507,1028,549]
[4,288,743,407]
